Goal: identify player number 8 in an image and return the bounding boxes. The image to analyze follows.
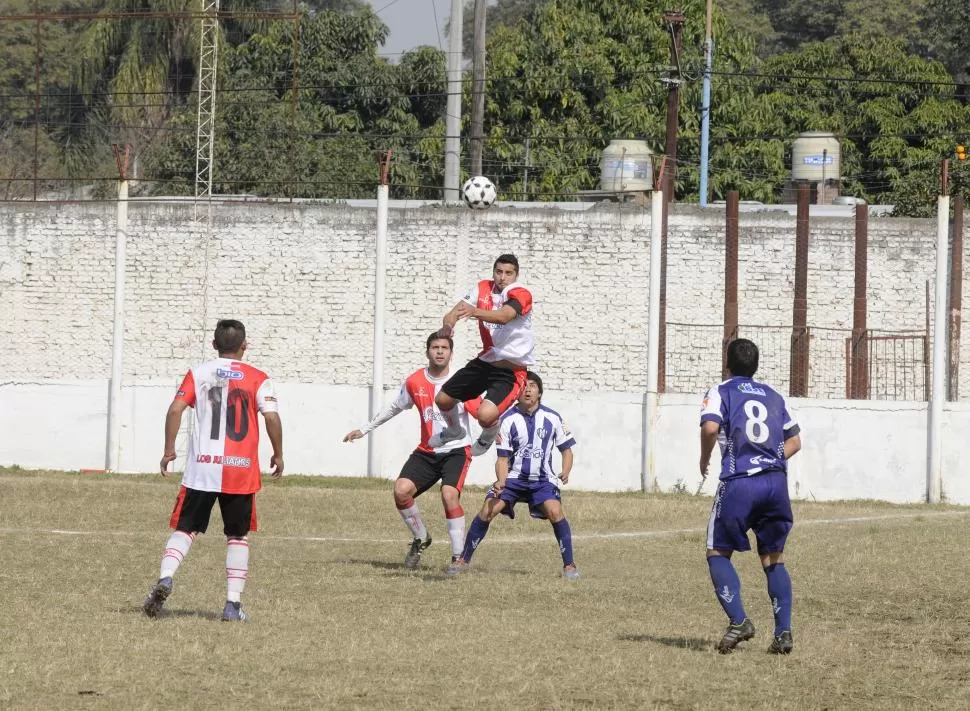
[743,400,769,444]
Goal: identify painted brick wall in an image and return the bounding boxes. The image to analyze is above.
[1,200,966,400]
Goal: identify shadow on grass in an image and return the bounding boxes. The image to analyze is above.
[342,557,533,579]
[618,633,710,652]
[128,606,224,621]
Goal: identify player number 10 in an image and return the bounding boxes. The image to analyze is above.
[206,386,250,442]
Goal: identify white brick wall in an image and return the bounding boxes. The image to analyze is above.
[1,200,966,400]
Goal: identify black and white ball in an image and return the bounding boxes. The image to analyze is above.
[461,176,497,209]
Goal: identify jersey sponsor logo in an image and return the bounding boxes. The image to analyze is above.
[519,445,544,459]
[749,455,777,467]
[737,382,766,396]
[416,386,430,399]
[195,454,252,467]
[216,367,245,380]
[176,390,186,397]
[422,406,445,423]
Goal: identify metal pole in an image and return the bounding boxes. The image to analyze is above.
[790,184,810,397]
[443,0,464,202]
[928,195,949,503]
[850,202,869,398]
[948,195,964,401]
[643,190,664,492]
[698,0,713,207]
[662,10,685,201]
[722,190,739,375]
[369,182,389,477]
[469,0,487,176]
[106,178,128,471]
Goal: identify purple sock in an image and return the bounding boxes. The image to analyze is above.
[551,518,574,566]
[461,515,490,562]
[707,556,747,625]
[764,563,793,636]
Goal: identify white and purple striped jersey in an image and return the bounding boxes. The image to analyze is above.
[700,376,800,481]
[496,404,576,483]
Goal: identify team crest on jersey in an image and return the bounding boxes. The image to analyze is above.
[737,382,766,396]
[536,427,548,438]
[217,367,244,380]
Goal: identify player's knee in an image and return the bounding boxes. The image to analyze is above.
[393,479,416,505]
[440,486,460,508]
[435,391,454,410]
[760,552,784,567]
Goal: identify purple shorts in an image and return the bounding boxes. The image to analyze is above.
[707,471,793,554]
[485,478,561,520]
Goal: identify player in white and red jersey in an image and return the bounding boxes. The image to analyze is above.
[343,332,480,568]
[143,319,283,622]
[429,253,535,458]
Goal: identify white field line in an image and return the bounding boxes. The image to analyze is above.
[0,509,966,546]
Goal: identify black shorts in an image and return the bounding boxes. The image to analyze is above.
[169,486,257,537]
[440,358,527,418]
[400,447,472,496]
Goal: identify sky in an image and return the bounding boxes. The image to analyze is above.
[365,0,453,57]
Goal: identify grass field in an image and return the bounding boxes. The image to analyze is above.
[1,468,969,710]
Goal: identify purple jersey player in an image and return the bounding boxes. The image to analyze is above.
[699,338,802,655]
[445,371,579,580]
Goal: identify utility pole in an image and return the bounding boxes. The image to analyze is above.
[469,0,487,176]
[443,0,464,202]
[662,10,685,201]
[698,0,713,206]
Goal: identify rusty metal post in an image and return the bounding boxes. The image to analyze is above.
[949,195,964,400]
[662,10,685,201]
[722,190,739,376]
[850,202,869,398]
[790,184,810,397]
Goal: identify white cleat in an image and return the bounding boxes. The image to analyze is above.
[428,425,466,449]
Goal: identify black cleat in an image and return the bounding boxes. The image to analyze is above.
[143,577,173,618]
[716,618,756,654]
[768,630,793,654]
[404,536,432,568]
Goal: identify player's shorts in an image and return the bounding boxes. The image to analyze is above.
[440,358,527,418]
[399,446,472,496]
[486,478,561,520]
[707,470,792,554]
[169,486,257,538]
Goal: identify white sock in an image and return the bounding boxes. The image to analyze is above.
[440,405,461,431]
[398,503,428,540]
[446,510,465,557]
[226,537,249,603]
[159,531,195,579]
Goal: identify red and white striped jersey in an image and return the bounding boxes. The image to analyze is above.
[391,368,480,453]
[174,358,278,494]
[462,279,536,366]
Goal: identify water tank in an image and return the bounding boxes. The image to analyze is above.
[791,131,840,183]
[599,139,653,192]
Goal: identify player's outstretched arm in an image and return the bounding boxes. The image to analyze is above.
[160,399,189,474]
[263,411,284,478]
[560,448,574,485]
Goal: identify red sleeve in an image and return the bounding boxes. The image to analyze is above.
[507,287,532,316]
[175,370,196,407]
[463,396,484,419]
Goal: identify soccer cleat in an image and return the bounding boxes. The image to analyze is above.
[445,557,468,575]
[716,618,756,654]
[768,630,794,655]
[428,425,466,449]
[142,576,173,618]
[563,564,580,581]
[221,601,248,622]
[471,425,500,457]
[404,536,432,569]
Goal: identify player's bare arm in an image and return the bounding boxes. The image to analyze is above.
[699,420,719,475]
[469,302,518,325]
[560,448,574,485]
[263,411,284,478]
[160,398,190,474]
[440,301,472,337]
[784,433,802,460]
[494,454,510,494]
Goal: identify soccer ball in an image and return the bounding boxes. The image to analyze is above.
[461,176,497,209]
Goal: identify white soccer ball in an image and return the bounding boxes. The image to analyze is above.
[461,176,497,209]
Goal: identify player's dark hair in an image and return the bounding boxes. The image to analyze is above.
[526,370,543,399]
[214,319,246,354]
[726,338,759,378]
[426,331,453,351]
[494,253,519,274]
